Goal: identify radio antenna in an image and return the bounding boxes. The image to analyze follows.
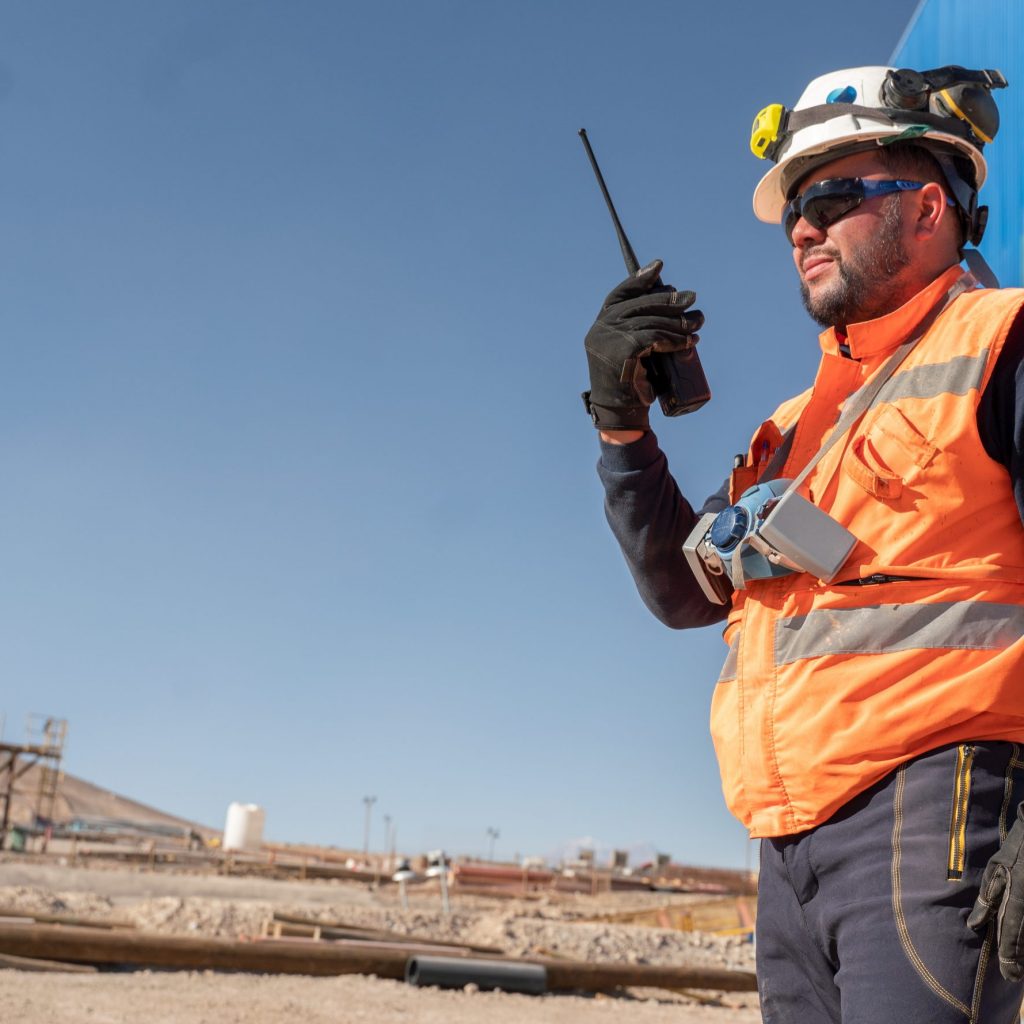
[578,128,640,275]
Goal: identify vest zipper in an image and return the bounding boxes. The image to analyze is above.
[947,743,975,881]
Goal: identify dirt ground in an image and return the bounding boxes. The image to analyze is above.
[0,859,763,1024]
[0,970,763,1024]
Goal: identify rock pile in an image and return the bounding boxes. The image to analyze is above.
[0,884,755,976]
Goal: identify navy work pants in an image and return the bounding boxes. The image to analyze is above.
[756,742,1024,1023]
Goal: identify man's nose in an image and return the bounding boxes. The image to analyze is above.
[790,214,827,250]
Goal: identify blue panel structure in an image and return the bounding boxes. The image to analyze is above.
[892,0,1024,286]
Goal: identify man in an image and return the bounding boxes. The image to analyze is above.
[584,66,1024,1022]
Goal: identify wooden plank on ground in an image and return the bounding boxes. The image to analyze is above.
[0,909,136,930]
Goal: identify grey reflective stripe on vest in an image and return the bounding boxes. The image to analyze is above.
[775,602,1024,667]
[875,350,989,405]
[718,634,739,682]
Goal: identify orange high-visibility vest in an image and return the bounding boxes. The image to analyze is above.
[711,267,1024,838]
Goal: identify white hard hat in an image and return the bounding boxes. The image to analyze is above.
[750,65,1003,228]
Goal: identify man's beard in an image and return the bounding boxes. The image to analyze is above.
[799,197,912,329]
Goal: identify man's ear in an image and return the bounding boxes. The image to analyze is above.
[913,181,950,241]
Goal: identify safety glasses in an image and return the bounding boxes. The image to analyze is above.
[783,178,933,244]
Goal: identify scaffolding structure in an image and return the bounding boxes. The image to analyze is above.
[0,715,68,850]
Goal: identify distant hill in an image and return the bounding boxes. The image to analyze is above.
[6,762,217,838]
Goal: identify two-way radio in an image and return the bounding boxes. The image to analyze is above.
[578,129,711,417]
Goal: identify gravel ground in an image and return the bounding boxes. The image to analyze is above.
[0,970,764,1024]
[0,861,762,1023]
[0,883,756,972]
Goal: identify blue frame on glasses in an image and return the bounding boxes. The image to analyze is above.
[783,178,956,242]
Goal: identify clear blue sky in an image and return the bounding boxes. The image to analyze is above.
[1,0,950,868]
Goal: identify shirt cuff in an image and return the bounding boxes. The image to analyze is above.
[598,430,662,473]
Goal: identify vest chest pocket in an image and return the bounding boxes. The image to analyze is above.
[842,404,939,500]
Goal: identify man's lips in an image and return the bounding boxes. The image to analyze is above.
[801,254,835,283]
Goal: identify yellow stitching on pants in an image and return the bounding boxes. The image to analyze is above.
[1000,744,1020,844]
[892,765,973,1018]
[969,921,994,1023]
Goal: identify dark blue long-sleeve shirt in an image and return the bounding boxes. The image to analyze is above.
[598,309,1024,630]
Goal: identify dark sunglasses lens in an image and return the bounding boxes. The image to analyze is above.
[784,204,800,242]
[784,189,864,242]
[804,193,863,230]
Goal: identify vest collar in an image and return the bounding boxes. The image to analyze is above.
[819,264,964,361]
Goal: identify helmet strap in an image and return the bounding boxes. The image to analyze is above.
[932,150,985,246]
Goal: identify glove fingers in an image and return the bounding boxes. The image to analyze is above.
[586,323,696,358]
[611,291,699,317]
[621,313,705,335]
[625,329,698,357]
[602,260,665,306]
[616,338,698,362]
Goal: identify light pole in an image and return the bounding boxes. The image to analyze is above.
[426,850,450,916]
[486,826,500,862]
[362,795,377,856]
[383,814,392,870]
[392,859,415,911]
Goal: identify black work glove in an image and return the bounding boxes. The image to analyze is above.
[967,801,1024,980]
[582,259,703,431]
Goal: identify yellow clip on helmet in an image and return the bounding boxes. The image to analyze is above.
[750,65,1005,227]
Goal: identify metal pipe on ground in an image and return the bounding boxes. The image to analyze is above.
[544,961,757,994]
[0,909,136,930]
[0,924,410,979]
[406,955,547,994]
[256,932,498,959]
[0,951,98,973]
[270,913,504,954]
[0,924,758,994]
[405,954,757,996]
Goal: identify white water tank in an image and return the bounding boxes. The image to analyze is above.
[223,802,265,851]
